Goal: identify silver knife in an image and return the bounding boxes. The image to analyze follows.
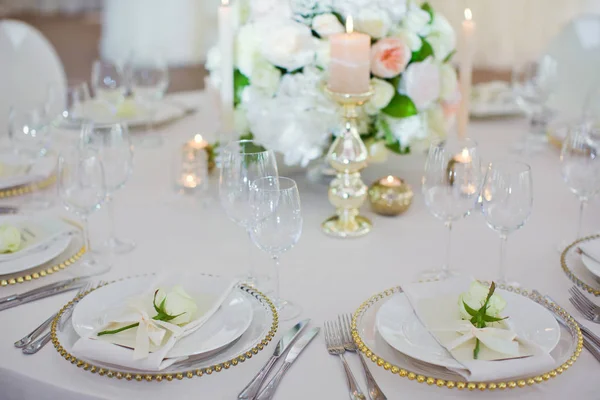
[0,278,80,305]
[0,206,18,214]
[0,280,88,312]
[256,327,320,400]
[238,319,310,400]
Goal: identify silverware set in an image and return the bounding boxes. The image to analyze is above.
[325,314,386,400]
[238,319,320,400]
[0,277,90,312]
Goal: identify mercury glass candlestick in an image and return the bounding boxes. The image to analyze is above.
[322,85,373,238]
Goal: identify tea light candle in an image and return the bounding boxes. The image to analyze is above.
[181,174,199,189]
[329,16,371,94]
[446,148,472,186]
[188,134,208,150]
[380,175,403,188]
[368,175,413,216]
[453,148,472,164]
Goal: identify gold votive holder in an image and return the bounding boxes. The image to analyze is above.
[368,175,413,216]
[183,134,216,173]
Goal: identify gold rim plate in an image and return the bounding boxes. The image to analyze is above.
[561,234,600,296]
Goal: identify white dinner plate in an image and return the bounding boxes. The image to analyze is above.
[72,274,253,359]
[0,153,56,190]
[376,291,561,369]
[581,253,600,279]
[0,216,72,275]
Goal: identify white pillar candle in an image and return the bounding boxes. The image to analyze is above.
[329,16,371,94]
[458,8,476,139]
[218,0,234,133]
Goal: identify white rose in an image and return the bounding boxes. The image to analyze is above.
[427,13,456,61]
[355,8,392,39]
[235,23,263,78]
[234,107,250,135]
[154,286,198,325]
[426,105,446,137]
[261,20,316,71]
[315,39,330,69]
[439,63,458,101]
[390,27,422,52]
[385,114,427,149]
[312,13,344,38]
[0,224,20,253]
[365,78,395,115]
[458,281,507,320]
[399,58,441,110]
[252,58,281,96]
[250,0,291,20]
[366,140,388,163]
[402,6,431,36]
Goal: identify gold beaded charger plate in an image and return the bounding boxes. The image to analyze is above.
[561,234,600,296]
[0,153,57,198]
[51,276,278,382]
[0,227,85,287]
[352,282,582,391]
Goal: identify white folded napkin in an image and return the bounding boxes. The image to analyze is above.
[71,280,238,371]
[402,278,555,381]
[579,241,600,264]
[0,218,76,262]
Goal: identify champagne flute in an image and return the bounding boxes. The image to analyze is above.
[82,122,135,254]
[422,137,482,279]
[58,148,108,276]
[481,161,533,285]
[219,140,278,286]
[560,125,600,243]
[128,54,169,148]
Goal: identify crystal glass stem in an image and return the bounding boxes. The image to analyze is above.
[245,228,257,284]
[442,221,452,274]
[498,233,508,284]
[82,215,92,255]
[106,194,117,242]
[272,255,280,307]
[576,199,587,240]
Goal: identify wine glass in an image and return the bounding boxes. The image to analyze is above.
[82,122,135,254]
[249,176,302,320]
[8,107,49,160]
[57,148,108,276]
[481,161,533,285]
[128,54,169,147]
[219,140,279,286]
[91,59,126,112]
[560,125,600,243]
[422,137,482,279]
[512,55,558,153]
[46,81,91,127]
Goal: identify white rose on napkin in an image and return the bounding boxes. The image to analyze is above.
[0,224,21,253]
[458,281,507,321]
[154,286,198,325]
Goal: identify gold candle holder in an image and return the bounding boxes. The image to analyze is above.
[322,85,374,238]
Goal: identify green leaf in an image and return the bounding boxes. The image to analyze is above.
[482,315,508,323]
[331,11,345,27]
[462,300,480,317]
[443,50,456,63]
[381,94,418,118]
[152,290,162,314]
[482,282,497,310]
[421,2,434,23]
[411,39,434,63]
[234,69,250,107]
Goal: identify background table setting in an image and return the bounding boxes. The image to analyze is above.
[2,1,600,400]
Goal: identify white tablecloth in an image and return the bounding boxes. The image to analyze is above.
[0,92,599,400]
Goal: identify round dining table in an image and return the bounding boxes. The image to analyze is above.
[0,91,598,400]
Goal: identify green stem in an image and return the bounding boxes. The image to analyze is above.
[97,322,139,336]
[473,338,481,359]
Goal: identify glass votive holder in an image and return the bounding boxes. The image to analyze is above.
[173,144,209,196]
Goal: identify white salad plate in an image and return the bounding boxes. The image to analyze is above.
[71,274,254,359]
[376,290,561,369]
[0,153,56,190]
[0,216,73,275]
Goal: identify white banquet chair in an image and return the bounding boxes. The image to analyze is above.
[0,19,66,141]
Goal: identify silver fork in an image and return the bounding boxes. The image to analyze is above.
[338,314,386,400]
[324,320,366,400]
[22,281,95,355]
[569,286,600,319]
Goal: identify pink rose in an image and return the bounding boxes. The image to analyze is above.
[370,38,411,79]
[400,58,441,110]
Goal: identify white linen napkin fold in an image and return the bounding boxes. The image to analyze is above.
[0,218,76,262]
[402,278,555,382]
[71,280,239,371]
[579,241,600,264]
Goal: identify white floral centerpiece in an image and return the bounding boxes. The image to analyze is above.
[206,0,460,167]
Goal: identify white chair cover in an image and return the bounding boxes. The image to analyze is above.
[0,19,66,139]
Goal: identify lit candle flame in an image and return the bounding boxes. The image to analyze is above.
[464,8,472,21]
[346,16,354,34]
[461,148,469,159]
[194,134,203,144]
[221,0,229,6]
[386,175,395,184]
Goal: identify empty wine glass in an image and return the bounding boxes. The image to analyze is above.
[512,55,558,153]
[219,140,278,287]
[422,137,482,279]
[82,122,135,254]
[91,59,126,112]
[481,161,533,285]
[560,125,600,243]
[58,148,108,276]
[128,55,169,147]
[8,107,49,160]
[46,81,91,127]
[250,176,302,320]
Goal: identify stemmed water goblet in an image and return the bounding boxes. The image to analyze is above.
[511,55,558,154]
[249,176,302,320]
[91,59,126,114]
[46,81,91,127]
[82,122,135,254]
[481,161,533,285]
[421,137,482,279]
[219,140,278,287]
[128,54,169,147]
[57,148,108,276]
[560,125,600,245]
